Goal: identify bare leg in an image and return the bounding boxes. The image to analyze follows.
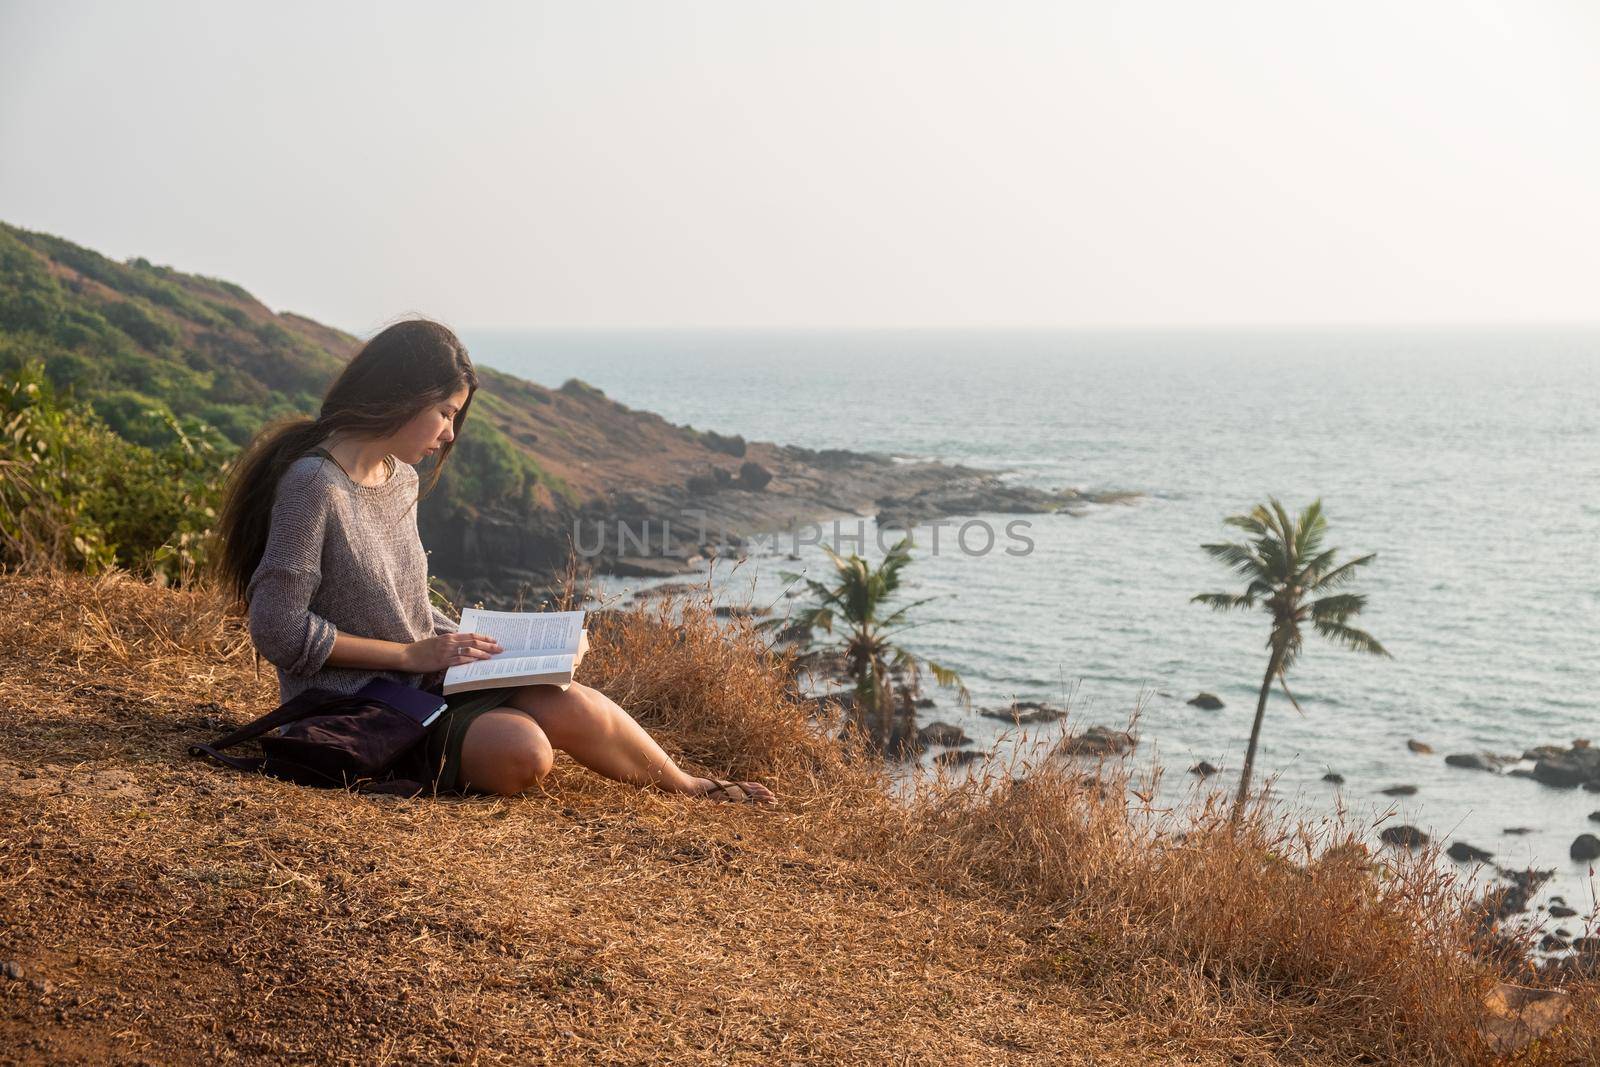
[457,707,555,796]
[503,681,774,802]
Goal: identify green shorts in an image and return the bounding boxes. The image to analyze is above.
[403,685,520,796]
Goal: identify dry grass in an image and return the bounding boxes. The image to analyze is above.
[0,566,1595,1065]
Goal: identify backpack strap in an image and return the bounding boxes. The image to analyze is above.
[186,688,353,771]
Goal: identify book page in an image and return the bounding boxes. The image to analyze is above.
[442,608,586,694]
[457,608,584,656]
[445,653,576,685]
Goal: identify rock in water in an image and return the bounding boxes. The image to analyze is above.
[979,702,1066,725]
[1532,749,1600,788]
[1186,692,1224,710]
[1407,739,1433,754]
[1571,834,1600,862]
[1380,784,1419,796]
[1189,760,1218,777]
[1322,772,1344,784]
[1591,811,1600,824]
[916,721,969,747]
[1502,827,1534,836]
[1054,726,1137,758]
[1447,841,1494,864]
[1380,825,1429,848]
[1445,752,1506,772]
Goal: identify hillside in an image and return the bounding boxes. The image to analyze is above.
[2,221,1106,603]
[1,569,1593,1064]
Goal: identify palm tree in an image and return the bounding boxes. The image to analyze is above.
[1193,498,1391,818]
[766,534,969,755]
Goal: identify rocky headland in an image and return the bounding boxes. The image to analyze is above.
[422,375,1138,606]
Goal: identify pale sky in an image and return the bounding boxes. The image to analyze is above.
[3,0,1597,333]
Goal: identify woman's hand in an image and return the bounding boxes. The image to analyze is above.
[401,632,504,673]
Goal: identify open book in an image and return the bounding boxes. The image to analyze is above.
[441,608,588,696]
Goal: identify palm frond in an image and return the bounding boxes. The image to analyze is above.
[923,657,971,707]
[1294,499,1326,561]
[1307,552,1377,592]
[1313,619,1391,657]
[1200,541,1268,581]
[1277,669,1306,717]
[1309,593,1367,625]
[1191,591,1255,612]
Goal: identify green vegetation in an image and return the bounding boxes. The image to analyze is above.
[767,534,968,755]
[681,424,747,457]
[1193,498,1391,817]
[0,359,227,585]
[0,221,577,577]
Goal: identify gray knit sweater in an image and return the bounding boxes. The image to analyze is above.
[245,450,457,704]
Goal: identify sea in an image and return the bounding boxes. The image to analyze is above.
[465,326,1600,915]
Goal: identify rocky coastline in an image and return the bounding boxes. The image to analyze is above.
[424,437,1138,608]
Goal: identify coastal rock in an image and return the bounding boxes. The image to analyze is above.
[1406,739,1433,754]
[916,722,970,747]
[1379,825,1429,849]
[1585,781,1600,793]
[1502,827,1534,836]
[1480,870,1553,922]
[735,461,772,491]
[1445,752,1508,772]
[1054,726,1137,759]
[712,604,769,619]
[1322,772,1344,784]
[1478,982,1571,1055]
[1571,834,1600,862]
[602,555,699,578]
[1186,692,1224,710]
[1532,748,1600,788]
[635,580,706,599]
[1524,745,1568,762]
[933,749,982,768]
[1380,784,1419,796]
[1550,904,1578,919]
[979,702,1066,726]
[1447,842,1494,864]
[1498,867,1555,893]
[1189,761,1219,777]
[873,482,1139,529]
[1591,811,1600,823]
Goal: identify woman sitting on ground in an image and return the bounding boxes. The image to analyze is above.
[208,316,775,804]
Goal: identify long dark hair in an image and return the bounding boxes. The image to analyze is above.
[209,317,478,607]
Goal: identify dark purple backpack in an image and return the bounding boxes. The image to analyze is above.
[187,686,433,797]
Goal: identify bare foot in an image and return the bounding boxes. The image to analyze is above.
[688,775,776,805]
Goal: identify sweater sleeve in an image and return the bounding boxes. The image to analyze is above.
[430,602,458,636]
[245,466,340,677]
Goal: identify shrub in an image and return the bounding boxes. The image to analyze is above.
[0,360,228,585]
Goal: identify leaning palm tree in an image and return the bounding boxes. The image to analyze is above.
[765,534,968,755]
[1193,498,1391,818]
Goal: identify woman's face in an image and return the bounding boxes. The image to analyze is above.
[391,383,470,465]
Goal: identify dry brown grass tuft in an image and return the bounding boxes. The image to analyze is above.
[1,566,1594,1065]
